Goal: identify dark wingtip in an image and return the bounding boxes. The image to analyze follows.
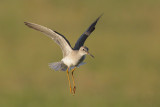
[24,22,39,31]
[87,14,103,33]
[100,13,104,17]
[96,13,103,22]
[24,22,31,27]
[24,22,35,29]
[24,22,28,25]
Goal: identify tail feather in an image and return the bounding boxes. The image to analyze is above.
[49,61,67,71]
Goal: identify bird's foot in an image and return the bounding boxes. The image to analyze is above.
[72,86,76,95]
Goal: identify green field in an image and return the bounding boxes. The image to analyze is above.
[0,0,160,107]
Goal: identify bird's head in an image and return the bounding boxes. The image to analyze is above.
[79,46,94,58]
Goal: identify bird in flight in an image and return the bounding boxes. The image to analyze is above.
[24,15,102,95]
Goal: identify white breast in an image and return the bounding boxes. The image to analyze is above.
[61,51,82,67]
[62,56,74,67]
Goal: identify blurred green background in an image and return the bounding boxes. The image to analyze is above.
[0,0,160,107]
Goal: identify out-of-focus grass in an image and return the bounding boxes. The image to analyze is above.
[0,0,160,107]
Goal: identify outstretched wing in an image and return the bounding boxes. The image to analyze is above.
[24,22,72,57]
[73,15,102,50]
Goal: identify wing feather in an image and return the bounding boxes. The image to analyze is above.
[73,15,102,50]
[24,22,72,57]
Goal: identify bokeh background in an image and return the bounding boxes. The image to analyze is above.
[0,0,160,107]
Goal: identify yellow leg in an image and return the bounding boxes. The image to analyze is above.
[67,67,72,94]
[71,67,76,95]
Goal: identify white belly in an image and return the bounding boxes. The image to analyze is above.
[61,52,83,67]
[62,56,76,67]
